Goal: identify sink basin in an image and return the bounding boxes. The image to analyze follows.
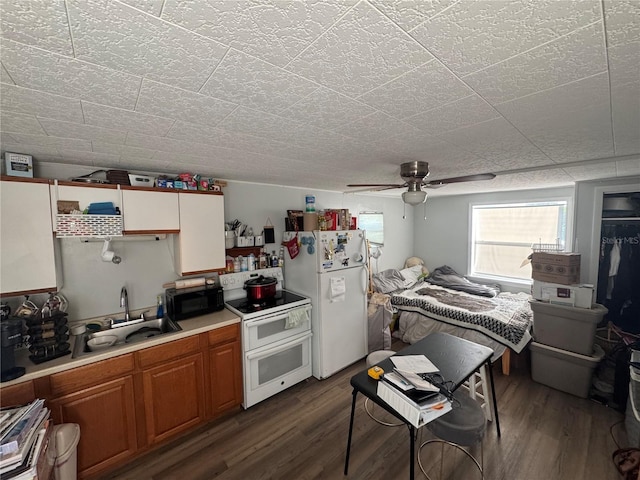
[72,317,182,358]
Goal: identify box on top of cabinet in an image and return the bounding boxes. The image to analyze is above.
[5,153,33,177]
[531,252,581,285]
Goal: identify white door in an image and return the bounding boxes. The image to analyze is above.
[315,266,367,379]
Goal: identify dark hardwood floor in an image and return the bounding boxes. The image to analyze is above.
[101,344,627,480]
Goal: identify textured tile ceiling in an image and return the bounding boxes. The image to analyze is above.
[1,0,639,198]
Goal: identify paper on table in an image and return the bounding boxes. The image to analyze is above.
[390,355,439,373]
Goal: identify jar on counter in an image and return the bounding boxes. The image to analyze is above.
[233,257,241,273]
[248,253,256,271]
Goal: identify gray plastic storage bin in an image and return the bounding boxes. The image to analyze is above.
[530,342,604,398]
[530,301,607,355]
[52,423,80,480]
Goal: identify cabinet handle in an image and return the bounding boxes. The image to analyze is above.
[246,332,312,360]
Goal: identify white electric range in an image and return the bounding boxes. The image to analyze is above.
[221,267,312,408]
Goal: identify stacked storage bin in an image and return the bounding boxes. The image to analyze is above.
[627,351,640,447]
[529,302,607,398]
[528,251,608,398]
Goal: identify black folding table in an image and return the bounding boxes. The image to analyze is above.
[344,332,501,480]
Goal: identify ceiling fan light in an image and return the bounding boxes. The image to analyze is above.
[402,190,427,205]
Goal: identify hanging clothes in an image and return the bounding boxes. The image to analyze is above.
[598,222,640,333]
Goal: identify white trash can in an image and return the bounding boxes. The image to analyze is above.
[52,423,80,480]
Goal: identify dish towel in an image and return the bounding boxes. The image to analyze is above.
[286,307,309,329]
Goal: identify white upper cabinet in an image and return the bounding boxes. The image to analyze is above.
[1,178,59,295]
[121,188,179,234]
[174,192,225,276]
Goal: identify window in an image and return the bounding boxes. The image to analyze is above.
[470,201,568,282]
[359,212,384,245]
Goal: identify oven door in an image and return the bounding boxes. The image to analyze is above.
[243,305,311,351]
[244,331,312,408]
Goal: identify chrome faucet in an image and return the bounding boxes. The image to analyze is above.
[120,286,130,322]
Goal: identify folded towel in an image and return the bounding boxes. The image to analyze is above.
[285,307,309,329]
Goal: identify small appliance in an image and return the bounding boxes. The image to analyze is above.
[1,319,25,382]
[165,284,224,321]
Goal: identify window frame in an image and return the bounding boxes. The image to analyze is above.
[467,196,574,285]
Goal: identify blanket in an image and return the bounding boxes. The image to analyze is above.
[391,283,532,353]
[425,265,501,298]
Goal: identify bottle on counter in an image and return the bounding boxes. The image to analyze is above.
[248,253,256,271]
[259,250,267,269]
[271,250,278,267]
[240,255,248,272]
[278,247,285,267]
[233,257,241,273]
[156,295,164,319]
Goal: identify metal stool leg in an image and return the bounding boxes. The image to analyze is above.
[417,439,484,480]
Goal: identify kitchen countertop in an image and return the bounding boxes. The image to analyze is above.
[1,308,240,387]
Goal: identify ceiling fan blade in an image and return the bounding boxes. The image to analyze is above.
[346,183,406,188]
[346,184,407,193]
[424,173,496,187]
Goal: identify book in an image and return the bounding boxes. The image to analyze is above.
[377,380,452,429]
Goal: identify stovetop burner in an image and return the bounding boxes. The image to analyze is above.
[225,290,309,315]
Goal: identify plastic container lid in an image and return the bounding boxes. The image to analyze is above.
[52,424,81,463]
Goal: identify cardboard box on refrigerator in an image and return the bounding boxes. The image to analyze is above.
[531,252,581,285]
[532,280,594,309]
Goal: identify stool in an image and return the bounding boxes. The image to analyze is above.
[418,390,487,479]
[365,350,403,427]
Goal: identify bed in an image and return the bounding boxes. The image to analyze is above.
[372,265,533,374]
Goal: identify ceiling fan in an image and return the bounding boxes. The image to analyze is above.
[347,161,496,205]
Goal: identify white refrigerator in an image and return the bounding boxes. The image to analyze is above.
[284,230,368,379]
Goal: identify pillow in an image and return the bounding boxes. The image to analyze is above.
[399,265,425,287]
[372,269,407,294]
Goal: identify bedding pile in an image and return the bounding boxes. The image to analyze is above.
[391,283,532,353]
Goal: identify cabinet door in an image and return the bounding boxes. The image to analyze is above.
[174,192,225,275]
[121,189,179,234]
[140,352,206,445]
[48,376,137,479]
[209,339,243,416]
[1,179,58,295]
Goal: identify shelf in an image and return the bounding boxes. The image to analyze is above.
[226,246,263,257]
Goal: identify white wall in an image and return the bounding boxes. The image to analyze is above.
[411,186,575,292]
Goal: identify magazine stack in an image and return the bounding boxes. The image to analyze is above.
[0,399,54,480]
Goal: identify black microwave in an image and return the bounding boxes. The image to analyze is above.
[166,285,224,321]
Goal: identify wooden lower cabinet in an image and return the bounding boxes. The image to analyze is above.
[0,325,242,479]
[140,352,206,445]
[48,376,138,478]
[0,380,35,407]
[208,325,243,416]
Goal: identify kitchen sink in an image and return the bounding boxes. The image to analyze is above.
[72,317,182,358]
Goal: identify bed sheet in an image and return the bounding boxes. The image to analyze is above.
[391,283,532,354]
